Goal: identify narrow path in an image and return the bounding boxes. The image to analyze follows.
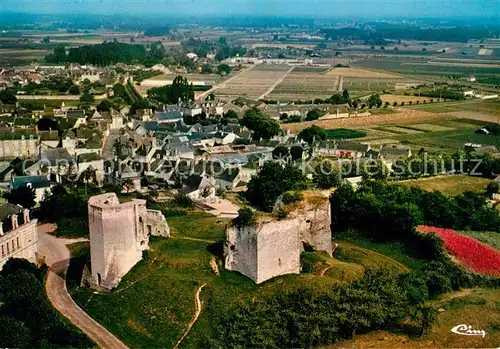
[38,224,129,349]
[173,283,207,349]
[176,236,216,244]
[338,76,343,92]
[319,265,333,277]
[258,66,294,100]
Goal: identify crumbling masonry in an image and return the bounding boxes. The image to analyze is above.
[87,193,169,290]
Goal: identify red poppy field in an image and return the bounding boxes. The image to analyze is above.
[417,225,500,277]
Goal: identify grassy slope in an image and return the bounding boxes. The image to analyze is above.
[67,213,416,348]
[397,175,490,197]
[327,288,500,348]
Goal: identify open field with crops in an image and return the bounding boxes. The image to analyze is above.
[213,64,292,99]
[325,67,401,78]
[398,175,491,197]
[267,70,341,101]
[280,108,449,133]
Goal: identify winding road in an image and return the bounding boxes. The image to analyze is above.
[38,224,129,349]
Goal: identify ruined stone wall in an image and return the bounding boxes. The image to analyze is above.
[88,193,149,290]
[255,220,301,284]
[146,209,170,237]
[225,193,332,284]
[225,225,258,282]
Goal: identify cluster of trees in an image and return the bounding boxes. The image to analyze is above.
[240,108,281,140]
[294,89,351,106]
[181,36,246,61]
[420,89,465,101]
[3,186,36,209]
[321,26,497,43]
[208,268,446,348]
[46,42,166,65]
[0,259,93,348]
[147,76,195,104]
[20,77,79,95]
[0,88,18,104]
[245,161,308,211]
[331,181,500,241]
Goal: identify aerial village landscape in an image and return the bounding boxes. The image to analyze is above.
[0,5,499,349]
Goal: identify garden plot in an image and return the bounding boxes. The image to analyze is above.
[406,123,456,132]
[380,126,425,134]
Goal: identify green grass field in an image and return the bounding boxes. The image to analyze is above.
[325,128,367,140]
[67,212,418,348]
[397,175,491,196]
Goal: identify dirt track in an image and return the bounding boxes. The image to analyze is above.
[281,108,451,133]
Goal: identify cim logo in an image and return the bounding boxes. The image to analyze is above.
[451,324,486,338]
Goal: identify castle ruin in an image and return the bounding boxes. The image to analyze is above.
[224,191,332,284]
[88,193,169,290]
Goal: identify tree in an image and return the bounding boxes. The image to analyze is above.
[298,125,326,145]
[0,317,31,348]
[240,108,281,140]
[290,145,304,161]
[68,85,80,95]
[313,161,342,189]
[217,63,231,75]
[272,145,289,160]
[305,108,323,121]
[3,186,36,209]
[79,92,94,104]
[224,109,238,119]
[367,94,383,108]
[245,161,308,211]
[147,76,194,104]
[0,89,17,104]
[486,181,499,197]
[0,258,46,282]
[342,88,350,104]
[201,64,212,74]
[418,306,439,337]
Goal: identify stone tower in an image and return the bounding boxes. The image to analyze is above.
[224,191,332,284]
[88,193,150,290]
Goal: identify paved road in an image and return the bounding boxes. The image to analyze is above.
[38,224,129,349]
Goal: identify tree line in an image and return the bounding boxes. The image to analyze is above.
[46,42,166,66]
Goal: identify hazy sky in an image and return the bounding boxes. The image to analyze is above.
[2,0,499,18]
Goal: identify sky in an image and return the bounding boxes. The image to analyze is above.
[1,0,499,18]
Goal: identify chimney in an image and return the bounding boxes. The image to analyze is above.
[0,224,3,236]
[11,214,18,230]
[23,209,30,224]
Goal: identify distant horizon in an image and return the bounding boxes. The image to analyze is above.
[1,0,499,20]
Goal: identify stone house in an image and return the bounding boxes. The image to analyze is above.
[224,191,332,284]
[0,204,38,270]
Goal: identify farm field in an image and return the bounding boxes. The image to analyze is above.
[330,288,500,349]
[267,70,341,101]
[213,64,292,99]
[325,67,401,78]
[67,212,415,349]
[280,108,448,133]
[397,175,491,197]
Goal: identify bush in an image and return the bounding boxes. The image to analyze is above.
[232,207,255,228]
[281,191,303,205]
